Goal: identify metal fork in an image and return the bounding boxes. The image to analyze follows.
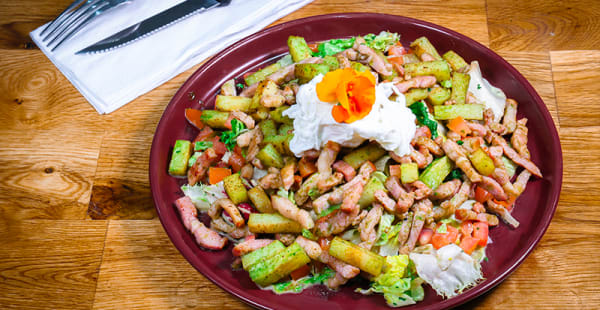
[41,0,131,52]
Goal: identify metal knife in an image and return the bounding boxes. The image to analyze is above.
[76,0,231,54]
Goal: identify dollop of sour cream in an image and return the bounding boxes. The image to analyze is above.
[467,61,507,122]
[283,74,416,157]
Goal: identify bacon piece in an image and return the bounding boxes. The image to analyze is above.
[175,196,227,250]
[333,160,356,182]
[232,237,274,256]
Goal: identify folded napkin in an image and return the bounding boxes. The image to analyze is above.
[30,0,313,114]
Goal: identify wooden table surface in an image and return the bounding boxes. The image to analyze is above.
[1,0,599,309]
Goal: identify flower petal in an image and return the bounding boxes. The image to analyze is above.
[317,69,345,102]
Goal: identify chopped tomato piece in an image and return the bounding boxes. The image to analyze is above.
[388,56,404,67]
[459,236,479,254]
[307,43,319,53]
[430,224,459,249]
[388,44,407,56]
[474,186,493,204]
[418,228,434,245]
[185,108,205,130]
[208,167,231,185]
[460,221,474,237]
[298,157,317,178]
[228,152,245,172]
[209,136,228,156]
[290,264,311,280]
[389,164,402,178]
[447,116,472,137]
[473,221,489,246]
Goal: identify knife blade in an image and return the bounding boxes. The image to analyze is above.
[76,0,229,54]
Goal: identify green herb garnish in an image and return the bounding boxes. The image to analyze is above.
[319,204,341,218]
[446,169,463,181]
[408,101,438,138]
[456,140,464,145]
[220,118,246,151]
[236,83,245,89]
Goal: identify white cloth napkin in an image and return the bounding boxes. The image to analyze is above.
[30,0,312,114]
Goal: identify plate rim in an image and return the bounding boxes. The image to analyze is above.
[149,12,563,310]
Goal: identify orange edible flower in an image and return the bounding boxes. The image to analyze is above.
[316,68,376,123]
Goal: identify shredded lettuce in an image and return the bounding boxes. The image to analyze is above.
[181,182,227,211]
[339,228,361,245]
[376,213,403,256]
[356,255,424,307]
[220,118,246,151]
[363,31,400,53]
[409,244,483,298]
[271,267,335,294]
[312,31,399,58]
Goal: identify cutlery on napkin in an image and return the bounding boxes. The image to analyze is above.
[30,0,313,114]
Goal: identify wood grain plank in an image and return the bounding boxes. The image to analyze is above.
[0,220,108,310]
[92,220,249,310]
[487,0,600,51]
[0,50,105,220]
[550,50,600,128]
[498,51,560,129]
[276,0,490,47]
[86,63,204,220]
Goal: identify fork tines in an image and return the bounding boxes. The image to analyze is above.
[41,0,129,52]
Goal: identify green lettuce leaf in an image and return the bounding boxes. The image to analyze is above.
[313,37,356,57]
[356,255,425,307]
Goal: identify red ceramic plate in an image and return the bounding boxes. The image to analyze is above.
[149,13,562,310]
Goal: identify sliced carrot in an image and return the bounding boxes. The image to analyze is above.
[389,164,402,178]
[459,236,479,254]
[493,196,516,211]
[185,108,204,130]
[290,264,311,280]
[208,167,231,185]
[447,116,472,137]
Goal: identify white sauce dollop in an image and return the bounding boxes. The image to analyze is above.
[283,74,416,157]
[467,61,507,122]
